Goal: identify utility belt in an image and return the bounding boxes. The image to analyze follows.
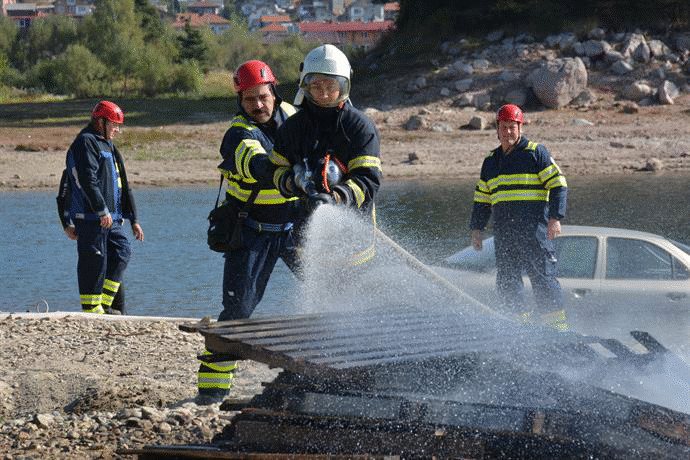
[243,216,293,233]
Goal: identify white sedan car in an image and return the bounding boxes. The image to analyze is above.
[440,225,690,344]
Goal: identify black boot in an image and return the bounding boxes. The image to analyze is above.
[108,283,126,315]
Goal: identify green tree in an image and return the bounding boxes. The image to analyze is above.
[55,45,108,97]
[261,35,315,85]
[222,0,237,18]
[80,0,144,92]
[170,60,202,93]
[26,14,77,65]
[137,45,177,96]
[176,22,211,71]
[0,17,19,57]
[214,22,263,72]
[28,45,107,97]
[135,0,167,42]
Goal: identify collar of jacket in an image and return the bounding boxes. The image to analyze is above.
[304,100,344,133]
[497,135,529,155]
[84,123,114,145]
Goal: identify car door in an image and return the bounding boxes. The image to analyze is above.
[599,236,690,314]
[554,234,604,309]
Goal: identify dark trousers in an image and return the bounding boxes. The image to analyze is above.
[219,226,299,321]
[197,226,299,398]
[75,220,131,302]
[494,229,562,314]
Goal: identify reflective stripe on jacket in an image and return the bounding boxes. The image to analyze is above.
[65,124,137,223]
[470,137,567,232]
[218,100,299,224]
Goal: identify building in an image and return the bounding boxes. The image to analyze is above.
[187,1,221,16]
[53,0,93,18]
[172,12,231,34]
[299,20,395,50]
[347,0,383,22]
[4,2,48,31]
[383,1,399,21]
[1,0,17,16]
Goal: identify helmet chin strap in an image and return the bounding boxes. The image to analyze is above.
[95,118,106,137]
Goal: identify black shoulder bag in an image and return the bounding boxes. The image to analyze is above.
[207,175,260,252]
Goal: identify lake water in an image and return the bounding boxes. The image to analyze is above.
[2,175,690,330]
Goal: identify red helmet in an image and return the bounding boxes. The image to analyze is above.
[92,101,124,123]
[233,60,276,92]
[496,104,523,124]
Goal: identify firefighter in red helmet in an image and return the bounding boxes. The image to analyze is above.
[470,104,569,331]
[196,60,300,405]
[61,101,144,315]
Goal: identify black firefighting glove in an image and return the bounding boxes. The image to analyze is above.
[331,185,350,206]
[277,170,296,198]
[307,192,335,210]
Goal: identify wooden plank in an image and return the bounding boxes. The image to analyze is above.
[228,412,487,458]
[633,405,690,446]
[184,309,432,333]
[204,312,563,361]
[242,321,489,353]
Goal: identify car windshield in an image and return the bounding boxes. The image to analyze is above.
[445,238,496,271]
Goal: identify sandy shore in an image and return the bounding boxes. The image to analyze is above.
[3,97,690,192]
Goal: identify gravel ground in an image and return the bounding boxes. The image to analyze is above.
[0,313,280,459]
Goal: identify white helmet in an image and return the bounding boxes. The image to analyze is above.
[294,44,352,107]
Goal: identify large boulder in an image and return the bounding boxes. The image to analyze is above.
[622,81,654,101]
[622,33,651,63]
[658,80,679,105]
[528,57,588,109]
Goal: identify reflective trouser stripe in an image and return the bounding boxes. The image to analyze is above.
[198,349,237,391]
[81,294,104,313]
[101,279,121,307]
[540,309,569,332]
[350,241,376,266]
[198,370,235,390]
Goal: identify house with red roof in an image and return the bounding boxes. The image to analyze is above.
[172,13,231,35]
[299,20,395,50]
[187,1,221,16]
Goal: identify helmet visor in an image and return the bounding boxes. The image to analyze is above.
[301,73,350,107]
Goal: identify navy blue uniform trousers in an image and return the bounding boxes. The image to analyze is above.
[219,225,299,321]
[75,220,131,309]
[494,227,562,314]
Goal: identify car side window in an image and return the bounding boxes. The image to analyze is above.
[672,257,690,280]
[554,236,597,279]
[606,237,674,280]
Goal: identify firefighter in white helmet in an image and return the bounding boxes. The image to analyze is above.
[269,44,382,265]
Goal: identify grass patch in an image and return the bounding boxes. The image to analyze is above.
[0,97,238,128]
[118,128,185,145]
[197,70,236,98]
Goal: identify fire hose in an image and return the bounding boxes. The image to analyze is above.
[293,166,508,321]
[374,227,511,321]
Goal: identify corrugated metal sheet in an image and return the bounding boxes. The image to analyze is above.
[193,308,597,379]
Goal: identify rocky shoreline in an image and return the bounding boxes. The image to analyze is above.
[0,313,280,459]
